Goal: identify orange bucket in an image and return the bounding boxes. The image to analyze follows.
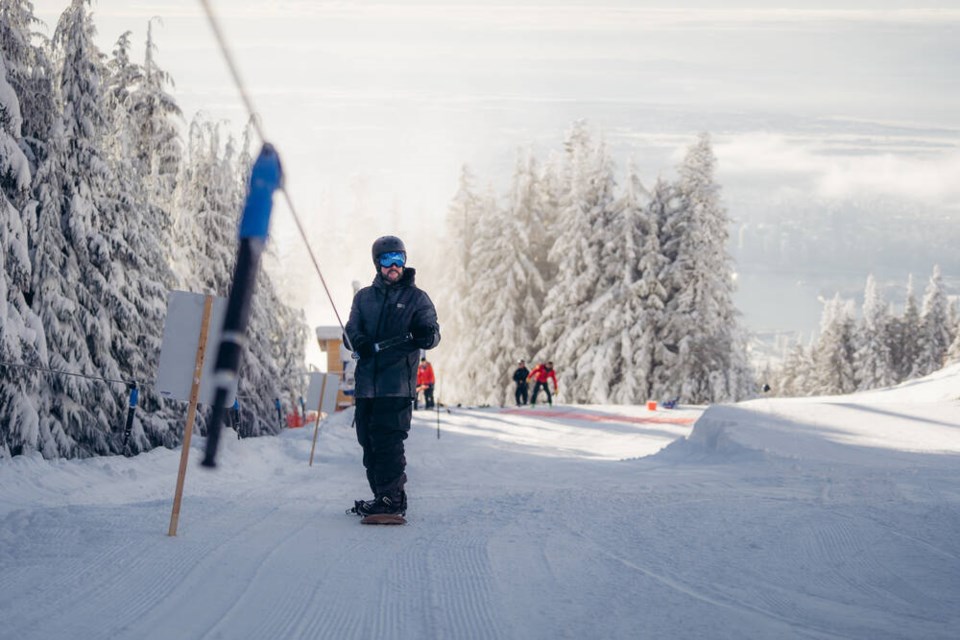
[646,400,657,411]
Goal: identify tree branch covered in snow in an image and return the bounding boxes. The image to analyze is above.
[0,2,307,459]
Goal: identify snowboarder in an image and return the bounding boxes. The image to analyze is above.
[415,357,436,410]
[528,361,558,406]
[512,359,530,405]
[345,236,440,523]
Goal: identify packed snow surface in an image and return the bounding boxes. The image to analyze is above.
[2,366,960,639]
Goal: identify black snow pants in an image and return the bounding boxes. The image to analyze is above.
[355,397,412,499]
[515,381,528,405]
[531,381,552,405]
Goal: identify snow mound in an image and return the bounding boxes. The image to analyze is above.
[662,364,960,467]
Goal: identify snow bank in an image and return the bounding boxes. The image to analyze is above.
[664,364,960,466]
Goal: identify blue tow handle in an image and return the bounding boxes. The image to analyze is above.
[239,144,282,241]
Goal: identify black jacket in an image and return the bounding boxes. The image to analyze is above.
[344,268,440,399]
[513,367,530,384]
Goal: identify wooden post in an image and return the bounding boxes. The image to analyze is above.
[168,294,214,537]
[308,374,329,467]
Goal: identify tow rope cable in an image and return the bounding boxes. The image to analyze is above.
[197,0,346,332]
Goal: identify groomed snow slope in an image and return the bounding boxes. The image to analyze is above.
[2,366,959,639]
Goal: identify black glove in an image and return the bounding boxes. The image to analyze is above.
[353,338,375,359]
[411,325,435,349]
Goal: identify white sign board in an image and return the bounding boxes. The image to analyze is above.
[306,372,341,415]
[156,291,238,407]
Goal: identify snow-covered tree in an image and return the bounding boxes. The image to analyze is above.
[854,275,895,390]
[912,265,951,378]
[536,124,618,403]
[95,25,184,453]
[461,151,547,405]
[173,121,307,434]
[947,316,960,365]
[104,30,140,114]
[126,18,182,202]
[632,177,672,403]
[583,161,655,403]
[508,150,550,318]
[0,0,55,166]
[946,301,959,356]
[1,50,46,457]
[434,124,754,406]
[454,188,507,404]
[531,154,562,291]
[812,295,857,395]
[888,274,921,382]
[28,0,131,457]
[174,118,242,294]
[432,165,485,402]
[658,133,750,403]
[774,338,815,397]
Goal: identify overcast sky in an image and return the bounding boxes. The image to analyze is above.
[29,0,960,363]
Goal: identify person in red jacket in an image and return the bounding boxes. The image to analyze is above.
[415,357,436,410]
[528,361,558,406]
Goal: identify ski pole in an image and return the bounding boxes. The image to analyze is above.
[201,144,283,468]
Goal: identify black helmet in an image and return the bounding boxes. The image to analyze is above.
[371,235,406,265]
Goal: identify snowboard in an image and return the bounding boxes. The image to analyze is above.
[360,513,406,525]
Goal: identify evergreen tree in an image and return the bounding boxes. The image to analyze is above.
[174,117,240,294]
[0,0,55,166]
[946,316,960,365]
[464,151,546,405]
[29,0,128,457]
[433,165,484,403]
[585,161,653,403]
[945,299,959,356]
[1,50,45,456]
[128,18,182,201]
[888,274,921,382]
[174,120,308,434]
[532,154,562,294]
[775,339,815,397]
[912,265,951,378]
[536,124,618,404]
[457,186,510,404]
[854,275,895,390]
[812,295,857,395]
[104,31,141,116]
[509,150,550,317]
[633,177,672,403]
[659,133,749,403]
[100,25,181,453]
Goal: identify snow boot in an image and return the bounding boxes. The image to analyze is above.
[360,492,407,524]
[348,491,407,517]
[347,498,377,516]
[366,492,407,516]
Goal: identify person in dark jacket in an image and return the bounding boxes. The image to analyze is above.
[344,235,440,518]
[512,359,530,406]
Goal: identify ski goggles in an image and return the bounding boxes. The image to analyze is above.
[378,251,406,268]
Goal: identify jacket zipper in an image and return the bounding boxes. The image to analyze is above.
[371,285,391,396]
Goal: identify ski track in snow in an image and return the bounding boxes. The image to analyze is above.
[3,371,960,640]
